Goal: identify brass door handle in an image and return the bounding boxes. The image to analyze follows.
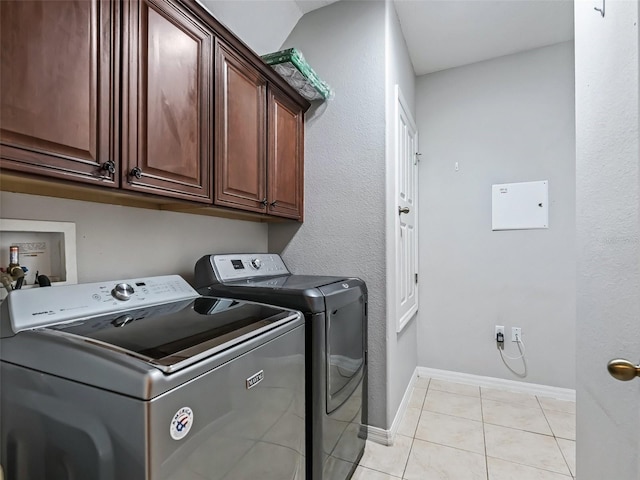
[398,206,410,215]
[607,358,640,381]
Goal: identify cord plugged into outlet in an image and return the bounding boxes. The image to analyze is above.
[495,325,505,349]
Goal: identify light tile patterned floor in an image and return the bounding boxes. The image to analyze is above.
[355,377,576,480]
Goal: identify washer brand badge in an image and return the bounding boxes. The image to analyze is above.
[342,283,349,289]
[246,370,264,389]
[170,407,194,441]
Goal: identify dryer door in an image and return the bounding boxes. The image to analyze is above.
[319,279,366,413]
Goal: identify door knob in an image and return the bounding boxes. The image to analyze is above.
[607,358,640,381]
[398,206,410,215]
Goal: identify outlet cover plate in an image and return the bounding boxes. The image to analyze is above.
[512,327,522,342]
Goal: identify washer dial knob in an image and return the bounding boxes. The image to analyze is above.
[112,283,135,301]
[250,258,262,270]
[111,315,134,327]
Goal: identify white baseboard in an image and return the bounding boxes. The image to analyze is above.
[366,425,393,445]
[417,367,576,402]
[366,366,575,446]
[367,367,418,446]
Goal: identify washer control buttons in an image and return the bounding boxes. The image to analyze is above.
[250,258,262,270]
[112,283,135,301]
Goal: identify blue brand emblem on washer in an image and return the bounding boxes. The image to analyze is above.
[170,407,194,440]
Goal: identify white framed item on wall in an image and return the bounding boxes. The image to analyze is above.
[0,219,78,299]
[491,181,549,231]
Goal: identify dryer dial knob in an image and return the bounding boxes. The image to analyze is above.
[250,258,262,270]
[112,283,135,301]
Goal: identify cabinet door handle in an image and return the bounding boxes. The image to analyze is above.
[130,167,143,179]
[101,160,116,175]
[259,198,268,208]
[269,201,278,207]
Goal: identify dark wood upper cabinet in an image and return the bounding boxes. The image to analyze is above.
[214,43,305,220]
[214,41,268,213]
[0,0,309,221]
[0,0,119,186]
[268,86,305,221]
[122,0,213,203]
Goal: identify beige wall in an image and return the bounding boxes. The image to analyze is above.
[1,192,268,285]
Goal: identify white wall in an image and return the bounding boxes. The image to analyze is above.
[1,192,267,284]
[268,0,389,429]
[416,42,576,388]
[575,1,640,477]
[384,1,418,427]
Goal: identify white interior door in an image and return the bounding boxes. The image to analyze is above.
[575,1,640,479]
[395,85,419,332]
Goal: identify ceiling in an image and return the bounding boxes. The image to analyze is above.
[199,0,574,75]
[294,0,338,14]
[394,0,575,75]
[198,0,340,55]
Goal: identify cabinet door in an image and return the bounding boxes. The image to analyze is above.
[0,0,119,186]
[214,42,267,213]
[122,0,213,203]
[267,86,304,221]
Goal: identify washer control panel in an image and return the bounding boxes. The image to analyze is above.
[212,254,290,282]
[6,275,199,334]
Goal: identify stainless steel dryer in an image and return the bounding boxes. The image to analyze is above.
[0,275,306,480]
[194,254,367,480]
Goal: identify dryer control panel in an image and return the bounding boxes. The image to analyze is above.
[211,254,290,282]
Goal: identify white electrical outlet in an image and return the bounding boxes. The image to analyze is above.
[512,327,522,342]
[495,325,505,340]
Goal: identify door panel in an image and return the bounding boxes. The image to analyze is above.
[318,283,366,414]
[268,86,304,220]
[123,0,212,202]
[0,0,118,186]
[215,43,267,212]
[575,2,640,479]
[396,86,419,332]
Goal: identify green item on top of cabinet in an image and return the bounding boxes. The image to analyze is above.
[261,48,333,101]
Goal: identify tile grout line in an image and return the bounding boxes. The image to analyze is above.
[401,377,432,479]
[408,437,487,457]
[480,388,490,480]
[482,421,555,438]
[401,435,416,479]
[539,394,575,478]
[428,388,481,399]
[483,389,575,478]
[359,464,403,479]
[484,453,575,477]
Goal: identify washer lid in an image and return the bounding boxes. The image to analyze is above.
[42,296,300,373]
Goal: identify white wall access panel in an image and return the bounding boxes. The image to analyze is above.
[492,180,548,230]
